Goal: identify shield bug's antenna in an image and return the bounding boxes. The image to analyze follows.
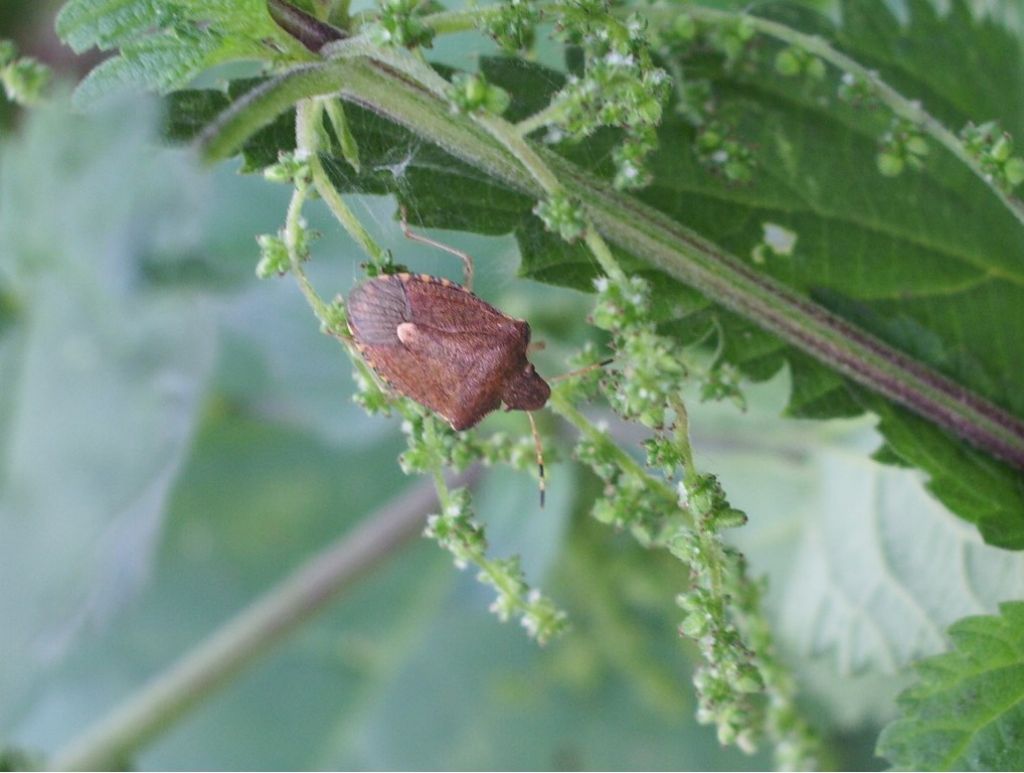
[526,411,546,508]
[550,358,615,383]
[399,206,475,291]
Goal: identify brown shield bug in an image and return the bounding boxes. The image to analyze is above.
[346,210,552,502]
[346,210,610,506]
[347,272,551,431]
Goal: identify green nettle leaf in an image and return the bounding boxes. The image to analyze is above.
[56,0,309,106]
[163,0,1024,546]
[877,602,1024,770]
[688,375,1024,676]
[63,1,1024,541]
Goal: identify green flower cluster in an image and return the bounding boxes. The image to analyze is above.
[705,15,756,67]
[346,378,567,644]
[367,0,435,49]
[877,116,929,177]
[694,122,756,184]
[961,120,1024,192]
[422,480,569,644]
[0,40,51,106]
[774,45,826,82]
[484,0,541,53]
[663,13,755,68]
[667,480,763,753]
[836,71,878,106]
[256,152,316,278]
[448,71,511,116]
[587,450,677,541]
[558,273,820,765]
[590,275,689,427]
[533,190,587,242]
[255,232,295,278]
[548,1,670,189]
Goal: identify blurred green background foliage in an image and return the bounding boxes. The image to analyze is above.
[3,1,1023,769]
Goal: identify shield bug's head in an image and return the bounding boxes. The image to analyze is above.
[501,362,551,412]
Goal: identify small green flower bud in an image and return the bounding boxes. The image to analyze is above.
[697,129,721,150]
[263,163,294,185]
[255,234,290,278]
[736,17,756,41]
[991,134,1013,162]
[263,152,311,185]
[2,57,51,105]
[465,74,487,105]
[450,72,510,116]
[717,722,738,746]
[838,72,877,105]
[723,157,753,183]
[484,84,511,116]
[877,152,904,177]
[709,507,748,530]
[1004,157,1024,188]
[774,49,801,77]
[534,191,586,242]
[635,95,663,126]
[734,664,765,693]
[680,612,709,638]
[906,135,929,157]
[806,57,826,81]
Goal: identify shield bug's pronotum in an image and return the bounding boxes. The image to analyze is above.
[347,211,552,502]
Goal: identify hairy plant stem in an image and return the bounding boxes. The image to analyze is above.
[283,107,385,391]
[514,101,567,137]
[475,110,628,283]
[318,38,629,284]
[49,474,476,771]
[296,99,388,267]
[198,56,1024,471]
[548,388,683,524]
[421,421,525,607]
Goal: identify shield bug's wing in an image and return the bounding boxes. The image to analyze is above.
[347,275,411,346]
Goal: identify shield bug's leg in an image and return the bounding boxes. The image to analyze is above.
[399,206,475,291]
[526,411,546,509]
